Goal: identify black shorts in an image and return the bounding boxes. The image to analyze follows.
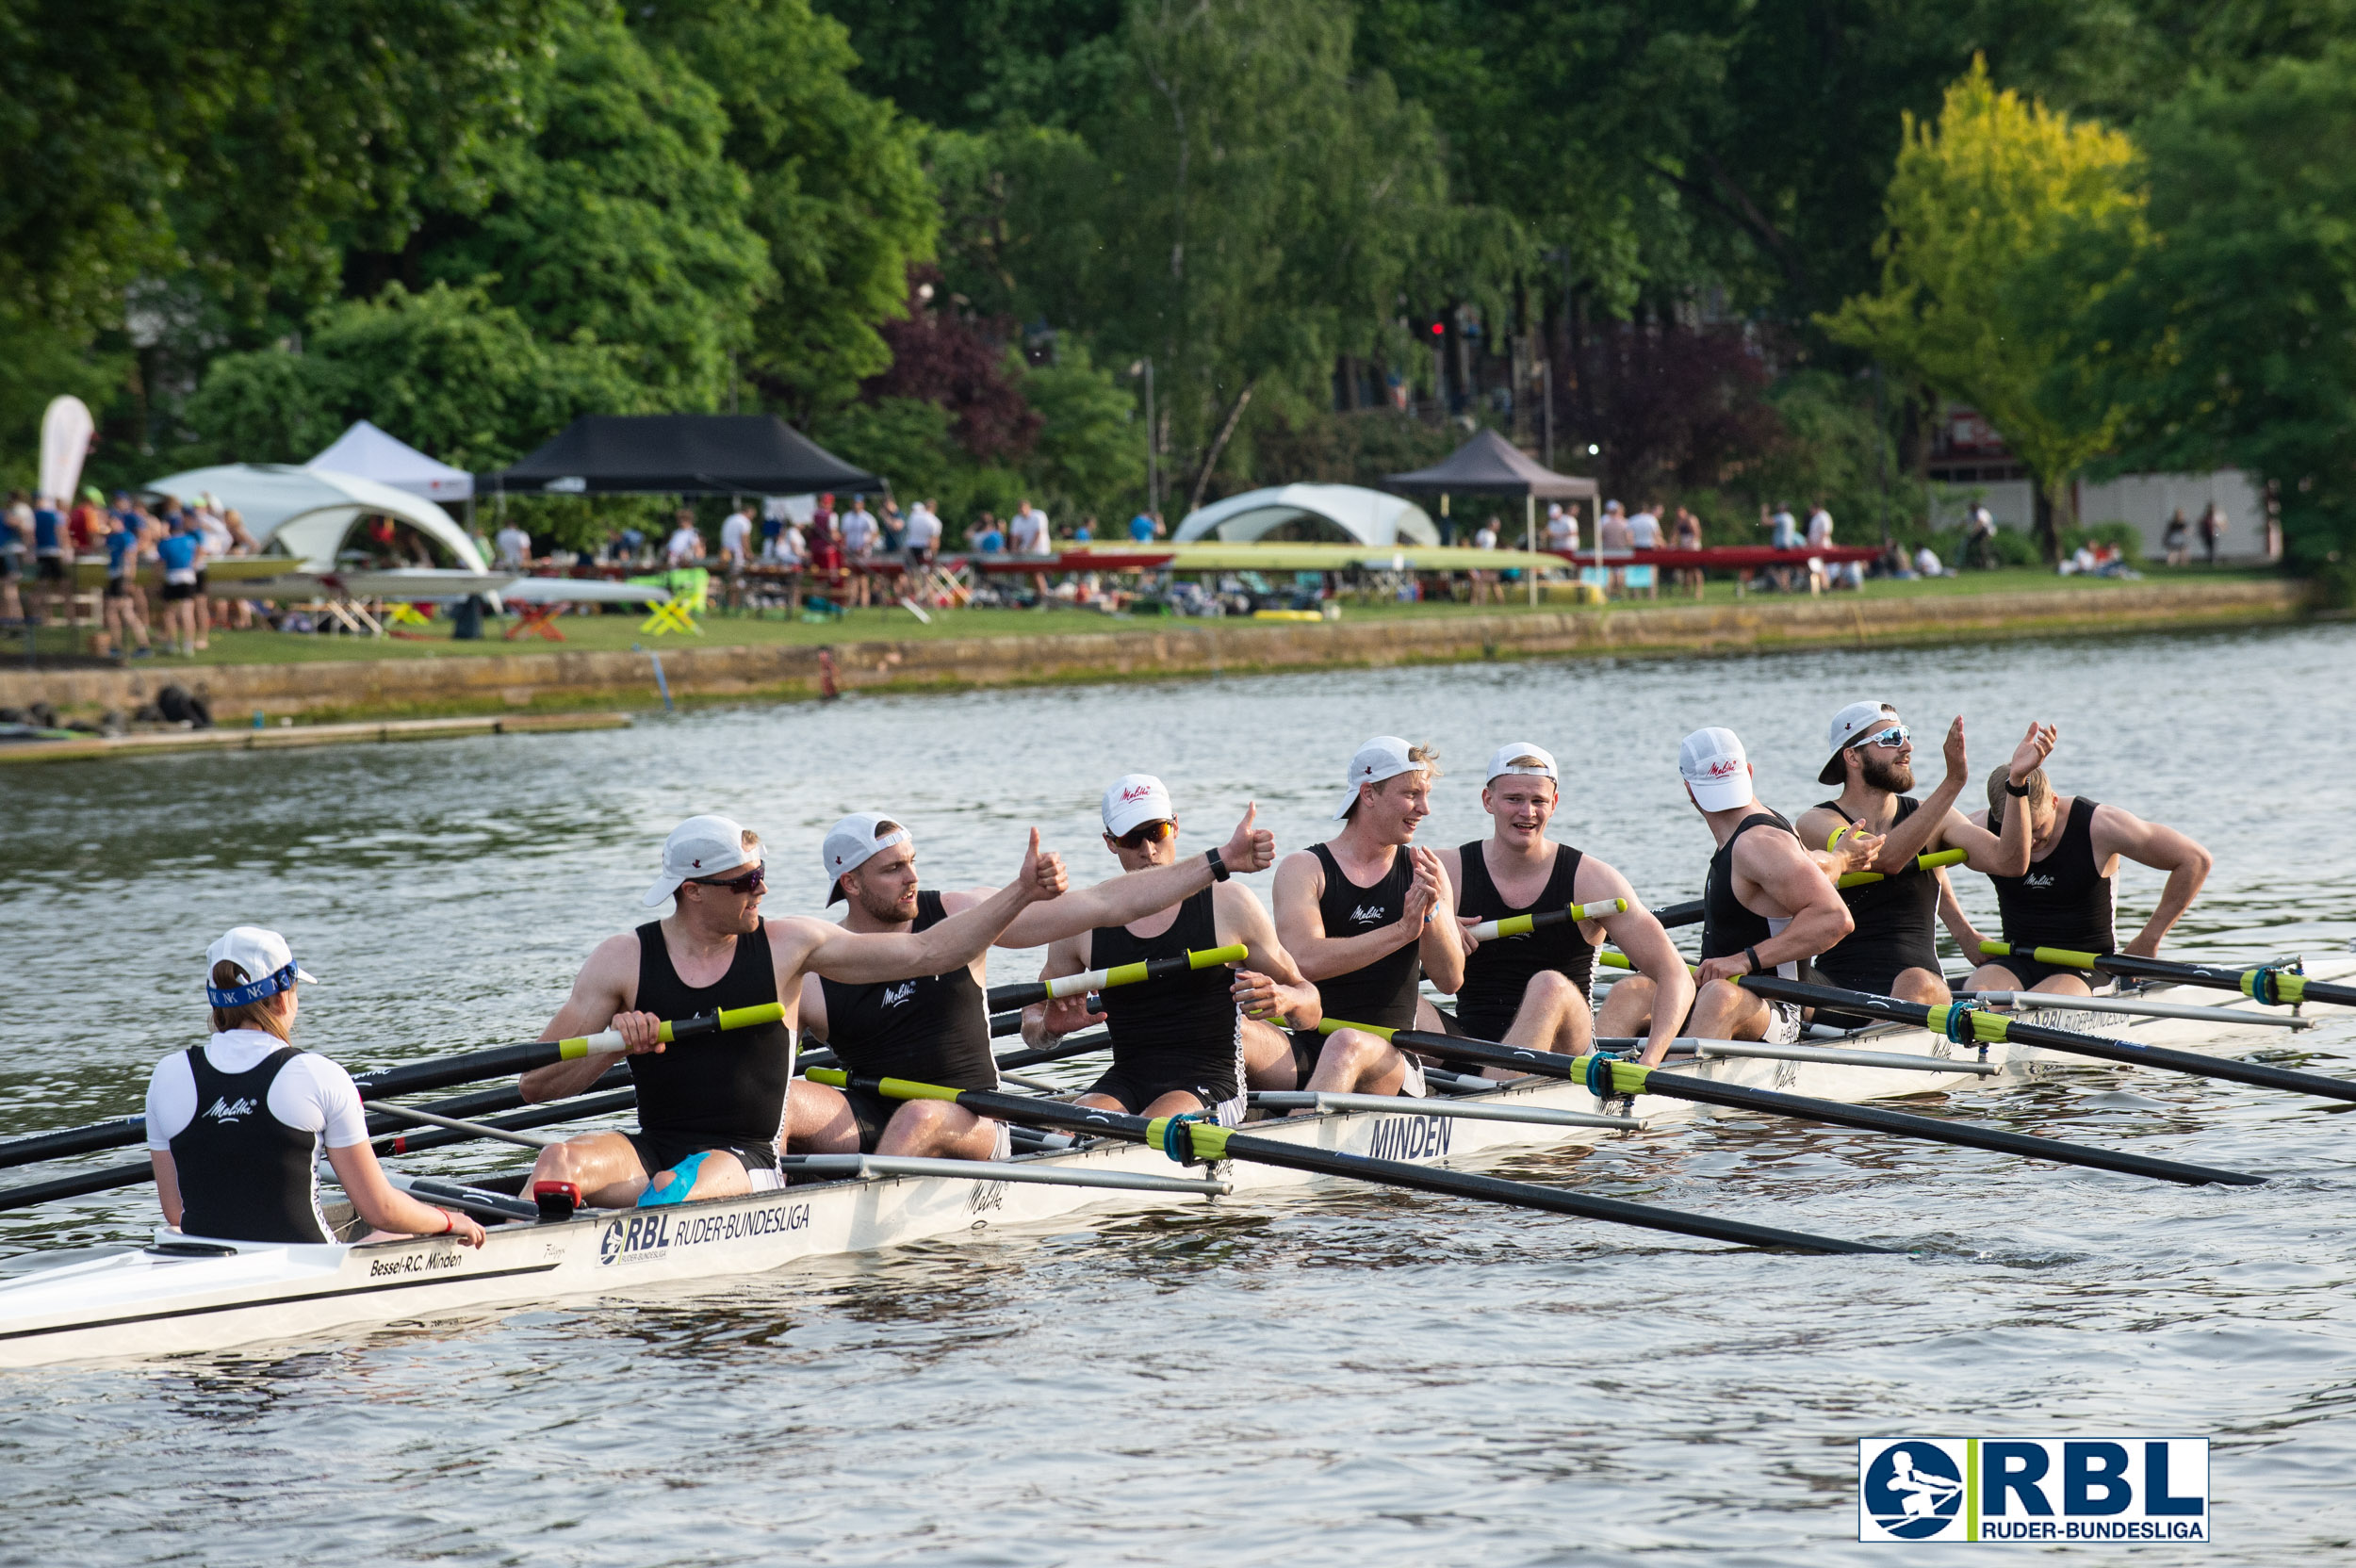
[1978,954,2098,990]
[623,1130,780,1179]
[1286,1029,1325,1084]
[1,553,19,582]
[162,580,197,602]
[842,1085,900,1153]
[104,575,133,599]
[1450,1003,1514,1043]
[1085,1062,1239,1118]
[35,555,67,583]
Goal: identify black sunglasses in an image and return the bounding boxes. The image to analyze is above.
[1113,819,1176,850]
[690,863,766,895]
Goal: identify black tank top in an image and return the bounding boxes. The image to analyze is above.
[1988,796,2116,954]
[1811,794,1939,986]
[630,919,795,1150]
[819,890,997,1090]
[1454,840,1591,1035]
[1700,808,1796,962]
[1093,887,1240,1086]
[169,1044,330,1244]
[1307,841,1422,1030]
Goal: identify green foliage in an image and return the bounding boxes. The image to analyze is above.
[1017,346,1143,528]
[2042,43,2356,598]
[1741,371,1924,543]
[1823,58,2141,559]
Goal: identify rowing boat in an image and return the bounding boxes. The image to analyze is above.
[0,953,2343,1366]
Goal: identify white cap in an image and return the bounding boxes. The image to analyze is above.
[1102,774,1175,837]
[1333,735,1425,819]
[642,813,753,906]
[1678,727,1754,812]
[1819,700,1899,785]
[205,926,317,1006]
[823,811,912,903]
[1484,743,1558,784]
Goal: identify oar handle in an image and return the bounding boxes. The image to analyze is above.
[985,943,1248,1011]
[561,1000,786,1056]
[1835,847,1966,889]
[1467,898,1626,943]
[1978,942,2351,1009]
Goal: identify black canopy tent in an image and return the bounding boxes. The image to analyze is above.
[483,415,881,496]
[1385,430,1599,604]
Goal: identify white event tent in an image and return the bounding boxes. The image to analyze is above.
[141,464,489,573]
[306,420,475,503]
[1173,483,1438,547]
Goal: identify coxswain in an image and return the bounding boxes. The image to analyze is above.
[1793,703,2056,1007]
[1943,761,2214,996]
[1436,743,1693,1065]
[517,813,1066,1211]
[1608,728,1876,1057]
[1269,736,1466,1094]
[145,927,487,1248]
[794,804,1278,1156]
[1027,774,1321,1123]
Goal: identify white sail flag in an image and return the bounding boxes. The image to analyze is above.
[38,395,94,505]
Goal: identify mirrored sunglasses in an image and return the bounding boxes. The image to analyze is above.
[1114,819,1176,849]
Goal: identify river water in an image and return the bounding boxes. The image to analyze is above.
[3,622,2353,1564]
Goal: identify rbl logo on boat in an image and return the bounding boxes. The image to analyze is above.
[1857,1438,2210,1544]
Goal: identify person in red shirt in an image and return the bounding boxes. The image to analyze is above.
[807,493,843,585]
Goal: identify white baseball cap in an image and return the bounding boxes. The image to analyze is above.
[1484,743,1558,784]
[1333,735,1426,819]
[823,811,912,903]
[642,813,754,906]
[205,926,317,1006]
[1102,774,1175,838]
[1819,700,1900,785]
[1678,727,1754,812]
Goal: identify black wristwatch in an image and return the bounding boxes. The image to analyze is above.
[2004,776,2031,796]
[1744,944,1763,975]
[1205,847,1231,882]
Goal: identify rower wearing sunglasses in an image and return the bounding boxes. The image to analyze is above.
[515,813,1070,1212]
[1793,704,2057,1014]
[1024,775,1320,1123]
[793,802,1278,1159]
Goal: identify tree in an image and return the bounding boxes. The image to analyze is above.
[1822,57,2140,559]
[2044,44,2356,597]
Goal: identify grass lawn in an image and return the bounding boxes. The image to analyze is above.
[6,564,2283,669]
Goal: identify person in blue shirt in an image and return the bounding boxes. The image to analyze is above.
[1,489,25,625]
[155,518,206,658]
[97,507,154,660]
[972,514,1006,553]
[1128,510,1164,544]
[1072,516,1094,544]
[30,497,70,624]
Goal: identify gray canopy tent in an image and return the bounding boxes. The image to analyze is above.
[1385,430,1600,604]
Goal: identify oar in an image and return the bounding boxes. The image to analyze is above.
[1651,849,1969,931]
[365,1101,560,1151]
[1976,941,2356,1009]
[1955,988,2315,1030]
[0,1003,785,1172]
[1466,898,1625,943]
[986,944,1247,1011]
[1740,972,2356,1107]
[804,1068,1889,1254]
[1314,1019,2263,1187]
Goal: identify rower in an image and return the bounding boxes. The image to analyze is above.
[1269,736,1466,1094]
[1793,703,2057,1007]
[517,813,1065,1210]
[1436,743,1693,1064]
[1028,774,1321,1122]
[1945,762,2214,996]
[145,927,488,1248]
[1610,728,1873,1056]
[795,803,1277,1156]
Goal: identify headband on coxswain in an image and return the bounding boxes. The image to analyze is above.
[204,926,317,1007]
[824,811,913,902]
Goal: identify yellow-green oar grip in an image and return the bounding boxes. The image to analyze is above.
[1097,959,1151,991]
[1146,1115,1233,1163]
[1600,951,1633,971]
[553,1037,594,1060]
[1570,1053,1651,1097]
[1837,847,1968,889]
[806,1067,847,1086]
[1190,943,1250,970]
[2246,970,2307,1004]
[1315,1016,1398,1040]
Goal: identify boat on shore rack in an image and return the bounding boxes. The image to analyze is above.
[0,956,2346,1368]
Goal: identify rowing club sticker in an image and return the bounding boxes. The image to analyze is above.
[1857,1438,2210,1543]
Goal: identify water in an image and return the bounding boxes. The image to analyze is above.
[3,622,2353,1564]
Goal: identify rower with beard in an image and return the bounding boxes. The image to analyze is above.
[794,805,1278,1157]
[1941,760,2214,996]
[1024,774,1321,1123]
[1793,704,2056,1010]
[1435,743,1693,1066]
[1269,736,1467,1095]
[515,814,1066,1212]
[1607,728,1878,1057]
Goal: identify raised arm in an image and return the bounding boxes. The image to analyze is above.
[1940,722,2057,874]
[1216,882,1321,1031]
[798,829,1067,985]
[1577,858,1694,1061]
[993,805,1274,948]
[2091,804,2213,956]
[519,933,645,1102]
[1695,831,1853,984]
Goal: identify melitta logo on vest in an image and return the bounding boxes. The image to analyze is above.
[2024,873,2057,889]
[1857,1438,2210,1544]
[202,1096,259,1124]
[881,981,918,1008]
[1350,905,1387,924]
